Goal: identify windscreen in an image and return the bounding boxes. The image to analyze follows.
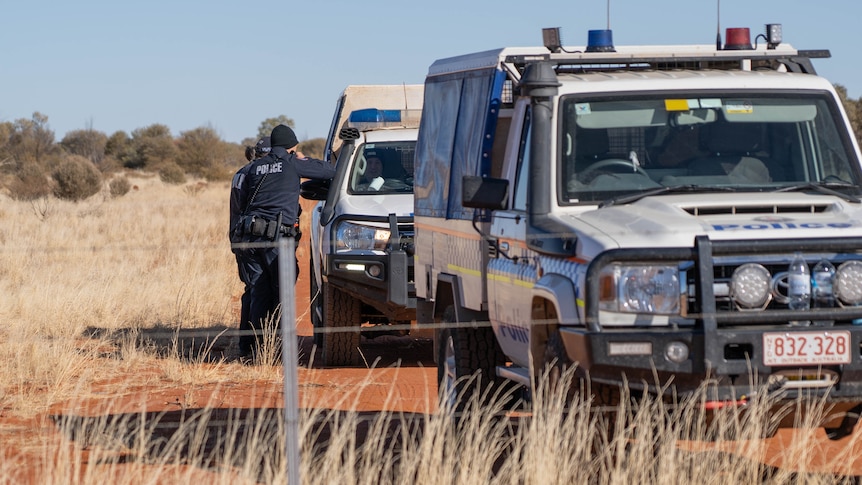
[348,141,416,194]
[560,93,861,204]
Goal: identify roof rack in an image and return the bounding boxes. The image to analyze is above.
[504,48,831,76]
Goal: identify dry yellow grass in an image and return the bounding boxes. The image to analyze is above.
[1,172,861,484]
[0,175,234,332]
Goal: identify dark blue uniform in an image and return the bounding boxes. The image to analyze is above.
[230,162,253,335]
[237,146,335,356]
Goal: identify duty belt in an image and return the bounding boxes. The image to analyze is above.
[241,215,296,239]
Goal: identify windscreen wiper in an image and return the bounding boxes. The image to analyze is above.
[599,185,736,208]
[773,182,861,204]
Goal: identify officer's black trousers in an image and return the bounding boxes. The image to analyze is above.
[237,239,300,355]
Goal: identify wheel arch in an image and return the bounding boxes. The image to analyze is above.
[529,273,580,376]
[431,273,488,323]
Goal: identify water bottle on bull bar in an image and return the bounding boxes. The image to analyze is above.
[787,252,811,326]
[811,258,836,326]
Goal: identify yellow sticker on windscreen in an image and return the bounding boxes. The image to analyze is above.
[664,99,690,111]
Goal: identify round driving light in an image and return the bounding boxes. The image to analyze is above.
[665,341,690,363]
[835,260,862,305]
[730,263,771,309]
[368,265,382,277]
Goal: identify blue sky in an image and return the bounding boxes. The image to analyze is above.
[2,0,860,145]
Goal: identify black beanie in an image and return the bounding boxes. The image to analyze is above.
[271,124,299,149]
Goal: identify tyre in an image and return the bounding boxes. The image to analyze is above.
[437,327,458,411]
[309,260,323,349]
[320,284,361,367]
[542,329,621,407]
[436,306,515,413]
[541,329,576,404]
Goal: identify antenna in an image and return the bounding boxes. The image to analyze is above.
[715,0,722,50]
[607,0,611,30]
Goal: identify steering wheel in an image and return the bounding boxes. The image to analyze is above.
[580,158,650,180]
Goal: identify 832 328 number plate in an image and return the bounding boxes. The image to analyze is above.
[763,330,851,366]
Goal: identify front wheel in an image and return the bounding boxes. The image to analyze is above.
[437,327,458,410]
[320,284,361,367]
[436,306,516,413]
[542,328,621,409]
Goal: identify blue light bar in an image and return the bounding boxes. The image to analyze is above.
[346,108,421,131]
[348,108,402,123]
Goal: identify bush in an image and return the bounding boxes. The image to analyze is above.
[199,163,233,182]
[158,162,186,185]
[52,155,102,201]
[8,163,52,200]
[109,176,131,198]
[299,137,325,159]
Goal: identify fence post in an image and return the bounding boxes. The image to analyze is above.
[278,236,301,484]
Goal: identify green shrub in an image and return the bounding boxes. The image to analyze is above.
[109,176,131,198]
[158,162,186,185]
[52,155,102,201]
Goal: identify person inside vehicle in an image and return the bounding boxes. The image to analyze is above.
[357,155,385,191]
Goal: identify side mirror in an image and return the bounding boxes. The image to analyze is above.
[300,179,331,200]
[462,175,509,210]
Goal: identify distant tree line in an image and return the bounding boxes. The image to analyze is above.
[838,85,862,146]
[0,113,325,202]
[0,86,860,203]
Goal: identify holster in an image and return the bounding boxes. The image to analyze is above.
[251,217,268,237]
[265,220,278,239]
[242,215,266,237]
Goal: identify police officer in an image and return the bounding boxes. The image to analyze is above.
[237,124,335,359]
[230,136,271,343]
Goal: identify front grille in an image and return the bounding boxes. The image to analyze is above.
[682,203,830,216]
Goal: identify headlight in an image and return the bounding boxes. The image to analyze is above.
[599,264,681,314]
[335,222,390,250]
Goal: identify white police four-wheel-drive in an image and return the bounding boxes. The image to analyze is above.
[412,23,862,438]
[301,85,422,366]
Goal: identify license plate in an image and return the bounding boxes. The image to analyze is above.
[763,330,852,366]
